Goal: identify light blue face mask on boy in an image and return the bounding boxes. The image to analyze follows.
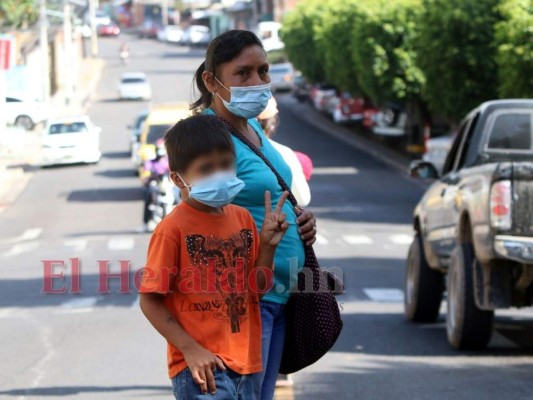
[214,76,272,119]
[178,170,245,208]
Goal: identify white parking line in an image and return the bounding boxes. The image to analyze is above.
[342,235,374,245]
[107,236,135,251]
[363,288,404,303]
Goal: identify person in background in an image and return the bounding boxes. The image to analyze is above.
[141,139,169,231]
[258,97,312,207]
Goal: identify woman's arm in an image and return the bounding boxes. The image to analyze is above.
[139,293,225,394]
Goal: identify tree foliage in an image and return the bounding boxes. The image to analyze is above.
[281,0,326,82]
[350,0,425,104]
[496,0,533,98]
[415,0,502,121]
[0,0,38,29]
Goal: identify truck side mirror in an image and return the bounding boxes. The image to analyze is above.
[409,160,439,180]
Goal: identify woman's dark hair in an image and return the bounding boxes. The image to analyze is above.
[191,30,264,110]
[165,115,235,173]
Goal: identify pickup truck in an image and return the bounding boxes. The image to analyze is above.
[405,99,533,350]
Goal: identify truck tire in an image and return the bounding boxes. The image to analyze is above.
[404,233,444,322]
[447,243,494,350]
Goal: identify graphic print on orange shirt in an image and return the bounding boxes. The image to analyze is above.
[184,229,254,334]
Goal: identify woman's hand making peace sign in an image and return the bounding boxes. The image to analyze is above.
[260,191,290,247]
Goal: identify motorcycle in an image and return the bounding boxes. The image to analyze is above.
[146,172,175,227]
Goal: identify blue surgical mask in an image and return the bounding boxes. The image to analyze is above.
[178,170,245,208]
[215,77,272,119]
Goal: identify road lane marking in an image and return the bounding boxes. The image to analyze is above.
[64,239,88,252]
[313,167,358,175]
[1,227,43,244]
[60,296,98,309]
[343,235,373,245]
[308,206,363,213]
[131,294,140,309]
[315,234,329,245]
[363,288,404,302]
[107,236,135,250]
[389,234,413,245]
[2,241,40,257]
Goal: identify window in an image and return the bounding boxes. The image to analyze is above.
[48,123,88,134]
[146,124,170,144]
[455,113,479,170]
[122,78,145,84]
[488,113,532,150]
[6,97,21,102]
[442,120,469,175]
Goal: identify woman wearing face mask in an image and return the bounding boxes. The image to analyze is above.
[191,30,318,400]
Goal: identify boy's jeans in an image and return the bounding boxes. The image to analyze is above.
[171,367,254,400]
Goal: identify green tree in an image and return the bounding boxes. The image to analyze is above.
[416,0,502,122]
[496,0,533,98]
[281,0,326,82]
[0,0,38,29]
[313,0,367,92]
[349,0,425,104]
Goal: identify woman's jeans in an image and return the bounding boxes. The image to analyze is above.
[171,367,254,399]
[253,301,286,400]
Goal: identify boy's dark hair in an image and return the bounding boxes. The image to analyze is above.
[164,115,235,173]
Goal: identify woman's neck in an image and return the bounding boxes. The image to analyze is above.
[210,101,248,133]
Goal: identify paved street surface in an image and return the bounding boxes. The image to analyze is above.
[1,36,533,400]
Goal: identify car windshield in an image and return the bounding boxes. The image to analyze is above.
[146,124,170,144]
[270,66,290,73]
[135,114,148,129]
[488,112,532,151]
[48,122,88,134]
[122,78,145,84]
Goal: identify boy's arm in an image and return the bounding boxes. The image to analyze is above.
[139,293,225,395]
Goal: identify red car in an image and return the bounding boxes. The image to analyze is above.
[325,91,376,124]
[97,22,120,37]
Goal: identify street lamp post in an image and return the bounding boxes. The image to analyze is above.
[39,0,50,103]
[89,0,98,57]
[63,0,74,105]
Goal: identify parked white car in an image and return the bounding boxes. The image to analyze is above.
[422,133,455,174]
[269,63,295,92]
[5,96,49,130]
[41,116,101,166]
[181,25,210,47]
[157,25,183,44]
[118,73,152,101]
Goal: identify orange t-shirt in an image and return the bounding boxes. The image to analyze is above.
[139,201,263,379]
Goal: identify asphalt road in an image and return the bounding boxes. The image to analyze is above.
[0,36,532,400]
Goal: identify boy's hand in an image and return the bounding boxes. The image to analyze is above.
[260,191,290,248]
[182,342,226,395]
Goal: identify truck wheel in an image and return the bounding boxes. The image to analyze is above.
[447,243,494,350]
[404,233,444,322]
[15,115,34,131]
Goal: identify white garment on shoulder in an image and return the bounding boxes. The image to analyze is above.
[269,139,311,207]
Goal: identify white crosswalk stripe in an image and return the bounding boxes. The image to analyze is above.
[64,239,88,252]
[363,288,405,302]
[389,234,413,245]
[107,236,135,250]
[342,235,374,245]
[0,227,43,244]
[315,234,329,245]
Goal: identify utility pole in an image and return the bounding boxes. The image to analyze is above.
[88,0,98,57]
[162,0,169,26]
[39,0,50,103]
[63,0,74,105]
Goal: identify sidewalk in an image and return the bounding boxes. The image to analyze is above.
[0,57,106,214]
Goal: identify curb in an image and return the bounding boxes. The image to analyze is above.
[278,95,429,189]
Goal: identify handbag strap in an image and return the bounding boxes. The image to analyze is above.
[219,117,300,209]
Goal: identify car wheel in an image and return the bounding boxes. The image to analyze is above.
[15,115,34,131]
[404,233,445,322]
[447,243,494,350]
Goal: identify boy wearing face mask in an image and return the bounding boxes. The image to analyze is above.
[138,115,289,400]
